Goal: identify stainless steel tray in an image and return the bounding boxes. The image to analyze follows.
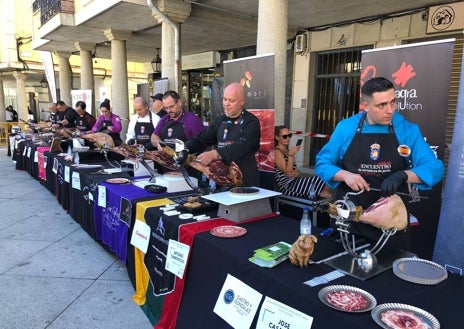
[371,303,440,329]
[393,257,447,285]
[318,285,377,313]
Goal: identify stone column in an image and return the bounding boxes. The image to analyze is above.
[257,0,288,126]
[0,78,5,121]
[75,42,95,112]
[12,71,28,121]
[56,51,73,105]
[152,0,191,92]
[104,29,132,139]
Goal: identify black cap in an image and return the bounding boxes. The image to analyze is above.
[150,93,163,101]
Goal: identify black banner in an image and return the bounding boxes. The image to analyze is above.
[361,40,455,258]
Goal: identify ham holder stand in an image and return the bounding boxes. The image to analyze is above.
[324,191,414,280]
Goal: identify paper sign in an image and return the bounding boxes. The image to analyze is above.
[130,219,151,253]
[23,146,27,156]
[214,274,263,329]
[256,296,313,329]
[71,171,81,190]
[97,185,106,207]
[165,239,190,279]
[64,166,70,183]
[34,151,38,163]
[26,147,31,158]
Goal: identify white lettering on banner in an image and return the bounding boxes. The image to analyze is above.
[395,89,423,111]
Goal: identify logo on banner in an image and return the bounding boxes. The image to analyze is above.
[156,216,165,236]
[361,62,423,112]
[392,62,416,88]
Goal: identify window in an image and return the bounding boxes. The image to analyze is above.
[309,47,371,165]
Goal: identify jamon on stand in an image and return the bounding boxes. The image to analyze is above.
[328,194,407,231]
[96,141,244,187]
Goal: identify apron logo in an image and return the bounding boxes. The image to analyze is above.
[223,128,228,141]
[141,125,145,134]
[398,144,411,157]
[370,143,380,160]
[167,128,173,138]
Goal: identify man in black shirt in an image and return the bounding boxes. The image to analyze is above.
[56,100,78,128]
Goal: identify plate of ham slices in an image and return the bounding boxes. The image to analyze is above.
[318,285,377,313]
[371,303,440,329]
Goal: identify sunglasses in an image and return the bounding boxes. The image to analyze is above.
[280,133,293,139]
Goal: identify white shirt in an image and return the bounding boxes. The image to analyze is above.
[126,111,160,142]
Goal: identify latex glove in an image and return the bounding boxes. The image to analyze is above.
[175,149,189,166]
[144,142,156,151]
[381,171,408,197]
[127,139,135,146]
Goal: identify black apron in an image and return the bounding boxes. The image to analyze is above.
[50,112,64,126]
[101,118,122,146]
[160,114,187,150]
[134,114,154,144]
[76,115,93,132]
[336,112,410,250]
[216,112,259,187]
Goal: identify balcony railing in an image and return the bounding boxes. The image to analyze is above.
[36,0,75,26]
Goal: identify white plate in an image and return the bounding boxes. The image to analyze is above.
[371,303,440,329]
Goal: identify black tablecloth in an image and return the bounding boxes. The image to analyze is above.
[177,215,463,328]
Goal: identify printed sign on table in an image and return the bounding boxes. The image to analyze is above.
[214,274,263,329]
[256,296,313,329]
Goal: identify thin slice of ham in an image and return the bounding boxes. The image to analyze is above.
[359,194,408,231]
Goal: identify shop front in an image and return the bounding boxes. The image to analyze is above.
[181,51,221,123]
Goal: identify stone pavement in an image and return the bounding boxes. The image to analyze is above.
[0,147,152,329]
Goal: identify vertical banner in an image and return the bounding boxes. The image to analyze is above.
[71,90,92,113]
[433,51,464,272]
[224,54,275,173]
[39,51,57,102]
[361,39,455,259]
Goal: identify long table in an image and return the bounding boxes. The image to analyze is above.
[10,141,462,329]
[177,215,463,328]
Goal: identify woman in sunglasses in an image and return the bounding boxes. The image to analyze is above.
[274,125,332,199]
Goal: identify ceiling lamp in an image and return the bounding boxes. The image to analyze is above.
[151,48,162,73]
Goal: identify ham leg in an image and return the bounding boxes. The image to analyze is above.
[359,194,408,230]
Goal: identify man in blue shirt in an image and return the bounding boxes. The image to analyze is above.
[315,77,444,250]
